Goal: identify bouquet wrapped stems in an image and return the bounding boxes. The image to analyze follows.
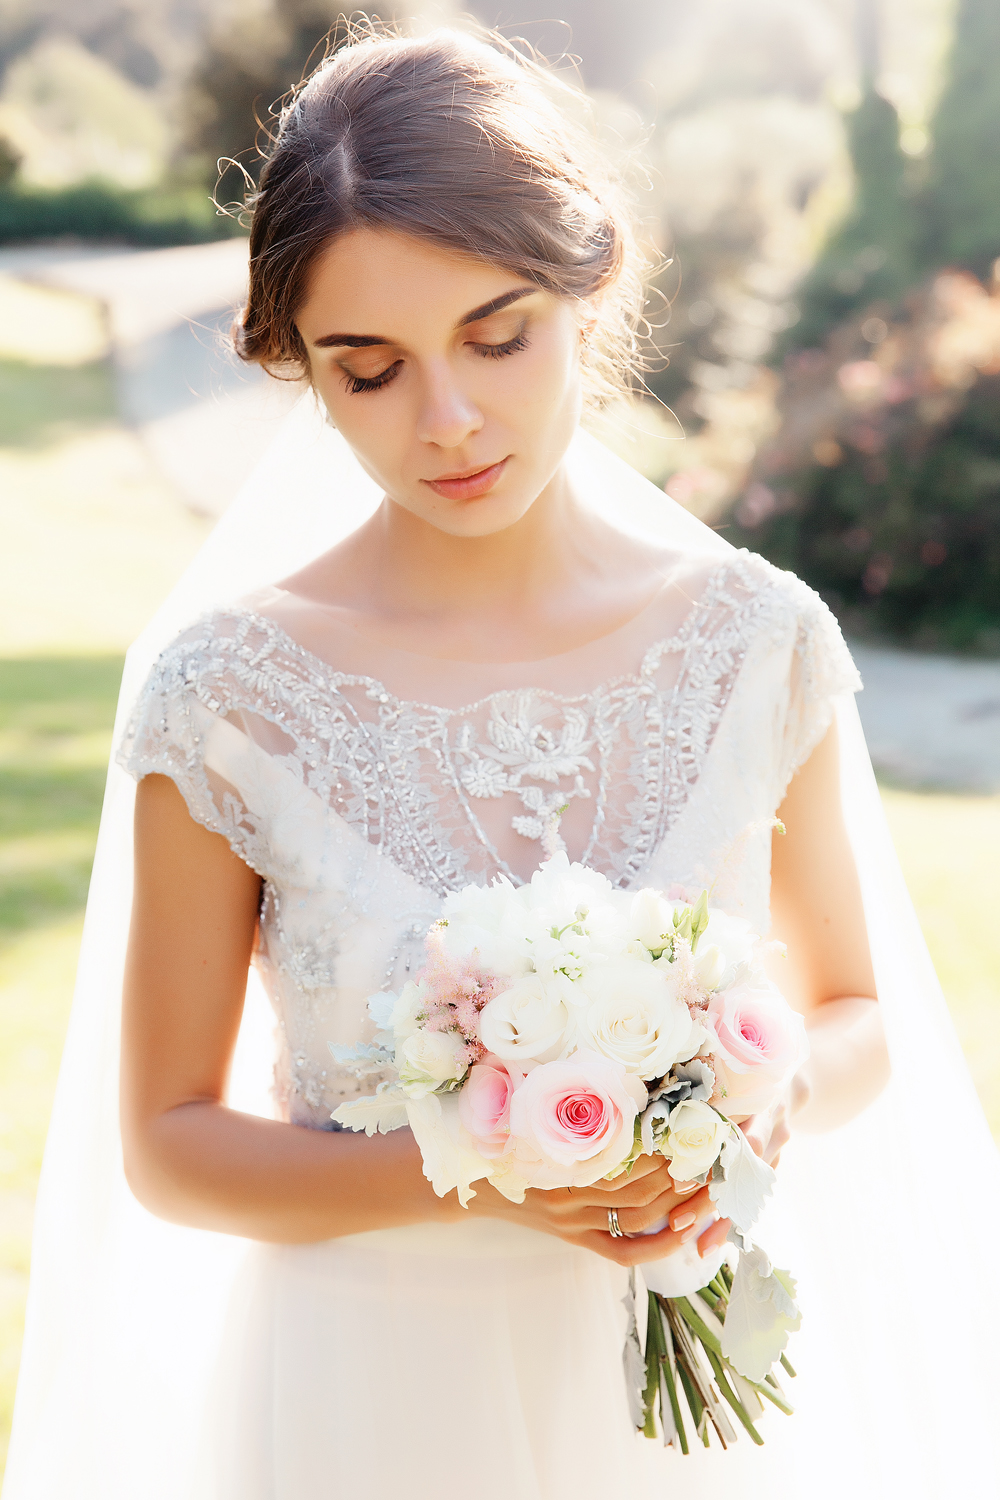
[641,1265,796,1452]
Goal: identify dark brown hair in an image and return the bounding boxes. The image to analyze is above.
[234,23,646,400]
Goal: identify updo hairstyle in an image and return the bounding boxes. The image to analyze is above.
[234,23,647,402]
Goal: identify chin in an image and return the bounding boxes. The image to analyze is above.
[440,504,538,538]
[413,488,541,539]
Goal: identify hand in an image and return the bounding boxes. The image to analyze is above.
[468,1154,730,1268]
[737,1073,807,1168]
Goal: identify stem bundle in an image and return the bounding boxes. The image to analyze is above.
[640,1266,796,1452]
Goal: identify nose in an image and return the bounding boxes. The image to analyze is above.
[415,359,484,449]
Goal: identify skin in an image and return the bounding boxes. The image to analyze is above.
[121,228,890,1269]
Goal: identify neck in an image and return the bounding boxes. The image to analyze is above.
[362,463,603,623]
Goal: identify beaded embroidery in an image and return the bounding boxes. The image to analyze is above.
[118,551,860,1124]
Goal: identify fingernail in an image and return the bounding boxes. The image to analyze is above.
[676,1181,698,1194]
[680,1224,699,1243]
[673,1211,697,1231]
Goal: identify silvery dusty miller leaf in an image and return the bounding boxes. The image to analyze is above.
[330,1087,409,1136]
[708,1129,775,1234]
[620,1285,646,1429]
[328,1040,395,1077]
[720,1245,802,1381]
[367,991,396,1029]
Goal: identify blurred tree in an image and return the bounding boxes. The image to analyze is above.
[919,0,1000,278]
[637,0,845,437]
[783,82,917,352]
[181,2,374,193]
[0,133,20,184]
[467,0,681,95]
[731,272,1000,653]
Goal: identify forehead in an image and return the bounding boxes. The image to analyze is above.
[295,227,532,339]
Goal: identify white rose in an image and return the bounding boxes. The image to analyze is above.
[575,958,698,1078]
[438,881,534,977]
[627,889,678,953]
[692,943,726,992]
[517,854,629,965]
[664,1099,731,1180]
[479,973,577,1063]
[521,852,617,915]
[398,1029,469,1096]
[700,910,758,988]
[389,980,427,1040]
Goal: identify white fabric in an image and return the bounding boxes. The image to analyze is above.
[5,394,1000,1498]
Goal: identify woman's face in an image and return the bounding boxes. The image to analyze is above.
[295,228,585,537]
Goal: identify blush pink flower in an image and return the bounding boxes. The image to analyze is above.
[507,1050,647,1188]
[458,1055,515,1158]
[706,983,809,1116]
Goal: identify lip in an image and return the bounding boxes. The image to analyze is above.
[423,457,510,500]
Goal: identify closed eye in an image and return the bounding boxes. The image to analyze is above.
[342,359,403,395]
[341,323,530,394]
[472,330,530,361]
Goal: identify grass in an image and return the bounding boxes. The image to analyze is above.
[0,272,997,1479]
[880,788,1000,1136]
[0,273,210,1471]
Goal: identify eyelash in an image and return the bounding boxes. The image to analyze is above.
[343,329,530,395]
[345,361,402,395]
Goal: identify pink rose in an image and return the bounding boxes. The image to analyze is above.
[458,1055,515,1158]
[507,1049,647,1188]
[706,983,809,1116]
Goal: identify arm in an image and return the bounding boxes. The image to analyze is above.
[121,773,455,1243]
[122,775,703,1257]
[759,715,890,1147]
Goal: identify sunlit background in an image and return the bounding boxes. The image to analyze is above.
[0,0,998,1474]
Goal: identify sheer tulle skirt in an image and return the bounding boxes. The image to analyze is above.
[192,1219,642,1500]
[188,1124,975,1500]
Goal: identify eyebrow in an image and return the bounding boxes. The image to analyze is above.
[311,286,537,349]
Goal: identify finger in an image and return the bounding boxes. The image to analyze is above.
[570,1220,694,1268]
[588,1165,675,1208]
[697,1216,731,1257]
[740,1118,766,1158]
[590,1186,717,1239]
[587,1154,664,1191]
[766,1118,790,1163]
[578,1172,677,1220]
[615,1218,702,1267]
[666,1183,714,1235]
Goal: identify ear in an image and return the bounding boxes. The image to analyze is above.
[577,299,601,343]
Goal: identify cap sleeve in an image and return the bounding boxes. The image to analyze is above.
[778,573,862,793]
[117,616,276,879]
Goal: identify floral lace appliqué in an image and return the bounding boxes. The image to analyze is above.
[454,691,595,841]
[117,550,861,1126]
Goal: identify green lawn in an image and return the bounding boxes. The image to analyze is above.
[0,276,210,1469]
[0,278,997,1478]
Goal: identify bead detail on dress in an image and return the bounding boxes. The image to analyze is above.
[118,550,861,1126]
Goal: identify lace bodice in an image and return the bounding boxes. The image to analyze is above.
[119,550,860,1127]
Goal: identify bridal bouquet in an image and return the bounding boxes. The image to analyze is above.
[331,853,807,1451]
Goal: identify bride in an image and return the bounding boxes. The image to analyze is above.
[6,23,999,1500]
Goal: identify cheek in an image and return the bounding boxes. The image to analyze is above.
[514,327,581,416]
[314,376,411,480]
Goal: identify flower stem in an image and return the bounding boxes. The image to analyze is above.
[704,1347,765,1446]
[659,1317,688,1455]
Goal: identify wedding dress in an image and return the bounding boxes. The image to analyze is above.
[4,403,999,1499]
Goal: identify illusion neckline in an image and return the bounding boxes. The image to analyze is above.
[208,555,748,721]
[236,552,734,681]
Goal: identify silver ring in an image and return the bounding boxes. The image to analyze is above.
[607,1207,624,1238]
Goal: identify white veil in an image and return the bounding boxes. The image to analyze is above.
[4,396,999,1498]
